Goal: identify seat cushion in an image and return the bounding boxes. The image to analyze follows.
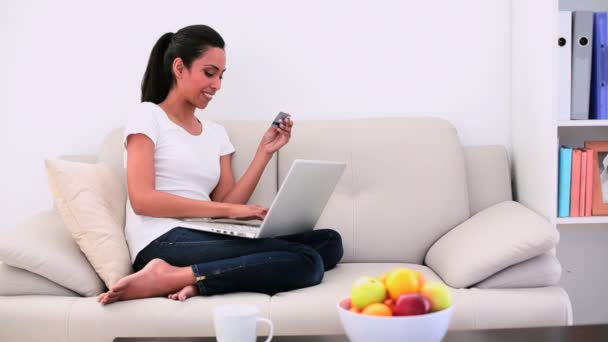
[67,294,272,341]
[0,210,105,296]
[269,262,444,335]
[269,262,571,335]
[0,296,79,342]
[0,262,77,296]
[45,159,132,288]
[449,286,572,329]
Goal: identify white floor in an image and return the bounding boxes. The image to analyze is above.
[557,225,608,325]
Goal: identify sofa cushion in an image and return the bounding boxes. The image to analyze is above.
[45,159,132,288]
[473,252,562,289]
[0,262,78,296]
[270,262,444,335]
[97,127,127,189]
[0,296,79,342]
[68,295,272,341]
[0,210,105,296]
[463,145,512,215]
[277,117,471,263]
[425,201,559,288]
[449,286,572,329]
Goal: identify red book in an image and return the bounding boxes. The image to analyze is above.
[570,149,582,217]
[580,151,587,215]
[585,149,595,216]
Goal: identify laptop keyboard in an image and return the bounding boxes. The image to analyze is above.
[213,223,261,236]
[182,218,262,236]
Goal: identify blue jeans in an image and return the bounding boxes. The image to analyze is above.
[133,227,343,296]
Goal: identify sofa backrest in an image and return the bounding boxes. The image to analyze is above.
[274,117,471,263]
[463,145,512,215]
[98,117,512,265]
[213,121,278,207]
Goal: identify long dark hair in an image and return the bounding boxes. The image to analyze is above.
[141,25,225,104]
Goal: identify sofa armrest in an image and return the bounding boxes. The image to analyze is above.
[472,252,562,288]
[424,201,559,288]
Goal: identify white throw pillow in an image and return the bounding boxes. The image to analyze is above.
[45,159,132,288]
[0,261,78,296]
[0,210,105,296]
[425,201,559,288]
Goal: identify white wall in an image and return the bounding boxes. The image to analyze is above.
[0,0,511,229]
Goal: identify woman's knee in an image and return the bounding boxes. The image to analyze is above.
[299,247,325,286]
[319,228,344,269]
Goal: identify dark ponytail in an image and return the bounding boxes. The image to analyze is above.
[141,32,173,104]
[140,25,225,104]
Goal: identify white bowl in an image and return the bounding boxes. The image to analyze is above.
[337,298,453,342]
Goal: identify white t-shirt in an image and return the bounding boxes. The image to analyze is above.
[123,102,235,261]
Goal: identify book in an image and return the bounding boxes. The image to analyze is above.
[580,150,587,215]
[570,149,582,217]
[591,12,608,120]
[585,149,595,216]
[558,146,573,217]
[558,11,573,121]
[571,11,594,120]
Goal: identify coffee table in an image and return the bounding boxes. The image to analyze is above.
[114,323,608,341]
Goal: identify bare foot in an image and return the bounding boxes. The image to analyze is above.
[168,285,199,301]
[96,292,108,303]
[98,259,194,305]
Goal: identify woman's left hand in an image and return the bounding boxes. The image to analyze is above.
[258,116,293,155]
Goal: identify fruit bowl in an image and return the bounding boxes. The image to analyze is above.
[337,297,453,342]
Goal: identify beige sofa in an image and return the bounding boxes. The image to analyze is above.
[0,117,572,341]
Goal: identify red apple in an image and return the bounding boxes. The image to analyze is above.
[340,297,352,310]
[393,293,431,316]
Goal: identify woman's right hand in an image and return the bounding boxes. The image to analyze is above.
[227,204,268,221]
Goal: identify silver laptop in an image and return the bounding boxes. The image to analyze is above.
[179,159,346,238]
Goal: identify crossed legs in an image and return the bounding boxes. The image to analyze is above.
[98,227,343,305]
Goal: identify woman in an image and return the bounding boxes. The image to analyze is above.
[97,25,343,305]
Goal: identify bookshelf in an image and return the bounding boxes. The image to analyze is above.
[512,0,608,227]
[513,0,608,325]
[557,120,608,127]
[556,216,608,225]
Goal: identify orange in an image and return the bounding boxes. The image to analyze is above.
[349,306,361,314]
[417,271,426,288]
[361,303,393,316]
[385,267,420,300]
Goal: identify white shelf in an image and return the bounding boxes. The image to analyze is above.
[556,216,608,225]
[557,120,608,127]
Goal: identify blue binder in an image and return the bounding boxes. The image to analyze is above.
[591,12,608,120]
[558,146,573,217]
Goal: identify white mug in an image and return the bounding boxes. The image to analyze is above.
[213,304,274,342]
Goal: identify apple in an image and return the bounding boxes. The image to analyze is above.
[392,293,431,316]
[340,297,352,310]
[420,281,452,312]
[350,276,387,309]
